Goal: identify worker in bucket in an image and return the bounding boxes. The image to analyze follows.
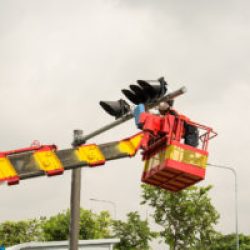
[135,99,199,149]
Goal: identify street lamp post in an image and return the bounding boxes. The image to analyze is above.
[90,198,117,219]
[207,163,239,250]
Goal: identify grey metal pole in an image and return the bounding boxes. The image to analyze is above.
[90,198,117,219]
[207,163,239,250]
[69,130,83,250]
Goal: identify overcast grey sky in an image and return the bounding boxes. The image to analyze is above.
[0,0,250,247]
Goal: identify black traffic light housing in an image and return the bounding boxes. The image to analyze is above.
[99,99,130,119]
[122,77,167,105]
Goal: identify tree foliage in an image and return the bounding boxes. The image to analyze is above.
[42,208,112,241]
[0,209,156,249]
[3,187,249,250]
[0,208,112,246]
[208,233,250,250]
[112,211,157,250]
[41,211,70,241]
[79,210,112,239]
[0,219,41,247]
[141,184,219,250]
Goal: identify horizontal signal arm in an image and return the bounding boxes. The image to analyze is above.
[0,133,144,185]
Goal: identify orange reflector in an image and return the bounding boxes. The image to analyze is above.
[33,149,64,176]
[75,144,105,167]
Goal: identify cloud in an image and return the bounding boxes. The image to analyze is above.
[0,0,249,243]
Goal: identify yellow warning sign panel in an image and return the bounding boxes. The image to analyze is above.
[75,144,105,166]
[0,157,18,180]
[165,144,207,168]
[118,133,143,156]
[33,150,63,175]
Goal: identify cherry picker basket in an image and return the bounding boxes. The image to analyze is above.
[141,114,217,192]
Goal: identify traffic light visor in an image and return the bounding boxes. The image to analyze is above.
[99,99,130,119]
[122,77,168,105]
[122,89,141,105]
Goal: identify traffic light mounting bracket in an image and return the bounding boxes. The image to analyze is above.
[72,86,187,146]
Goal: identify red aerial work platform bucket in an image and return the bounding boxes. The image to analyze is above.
[141,114,216,192]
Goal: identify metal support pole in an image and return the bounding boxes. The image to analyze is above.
[69,130,83,250]
[207,163,239,250]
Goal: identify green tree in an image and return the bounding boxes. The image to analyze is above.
[112,211,157,250]
[79,210,111,239]
[41,211,70,241]
[0,219,41,247]
[208,233,250,250]
[42,208,112,241]
[141,184,219,250]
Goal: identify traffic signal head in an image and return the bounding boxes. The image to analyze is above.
[121,77,167,105]
[99,99,130,119]
[122,84,148,105]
